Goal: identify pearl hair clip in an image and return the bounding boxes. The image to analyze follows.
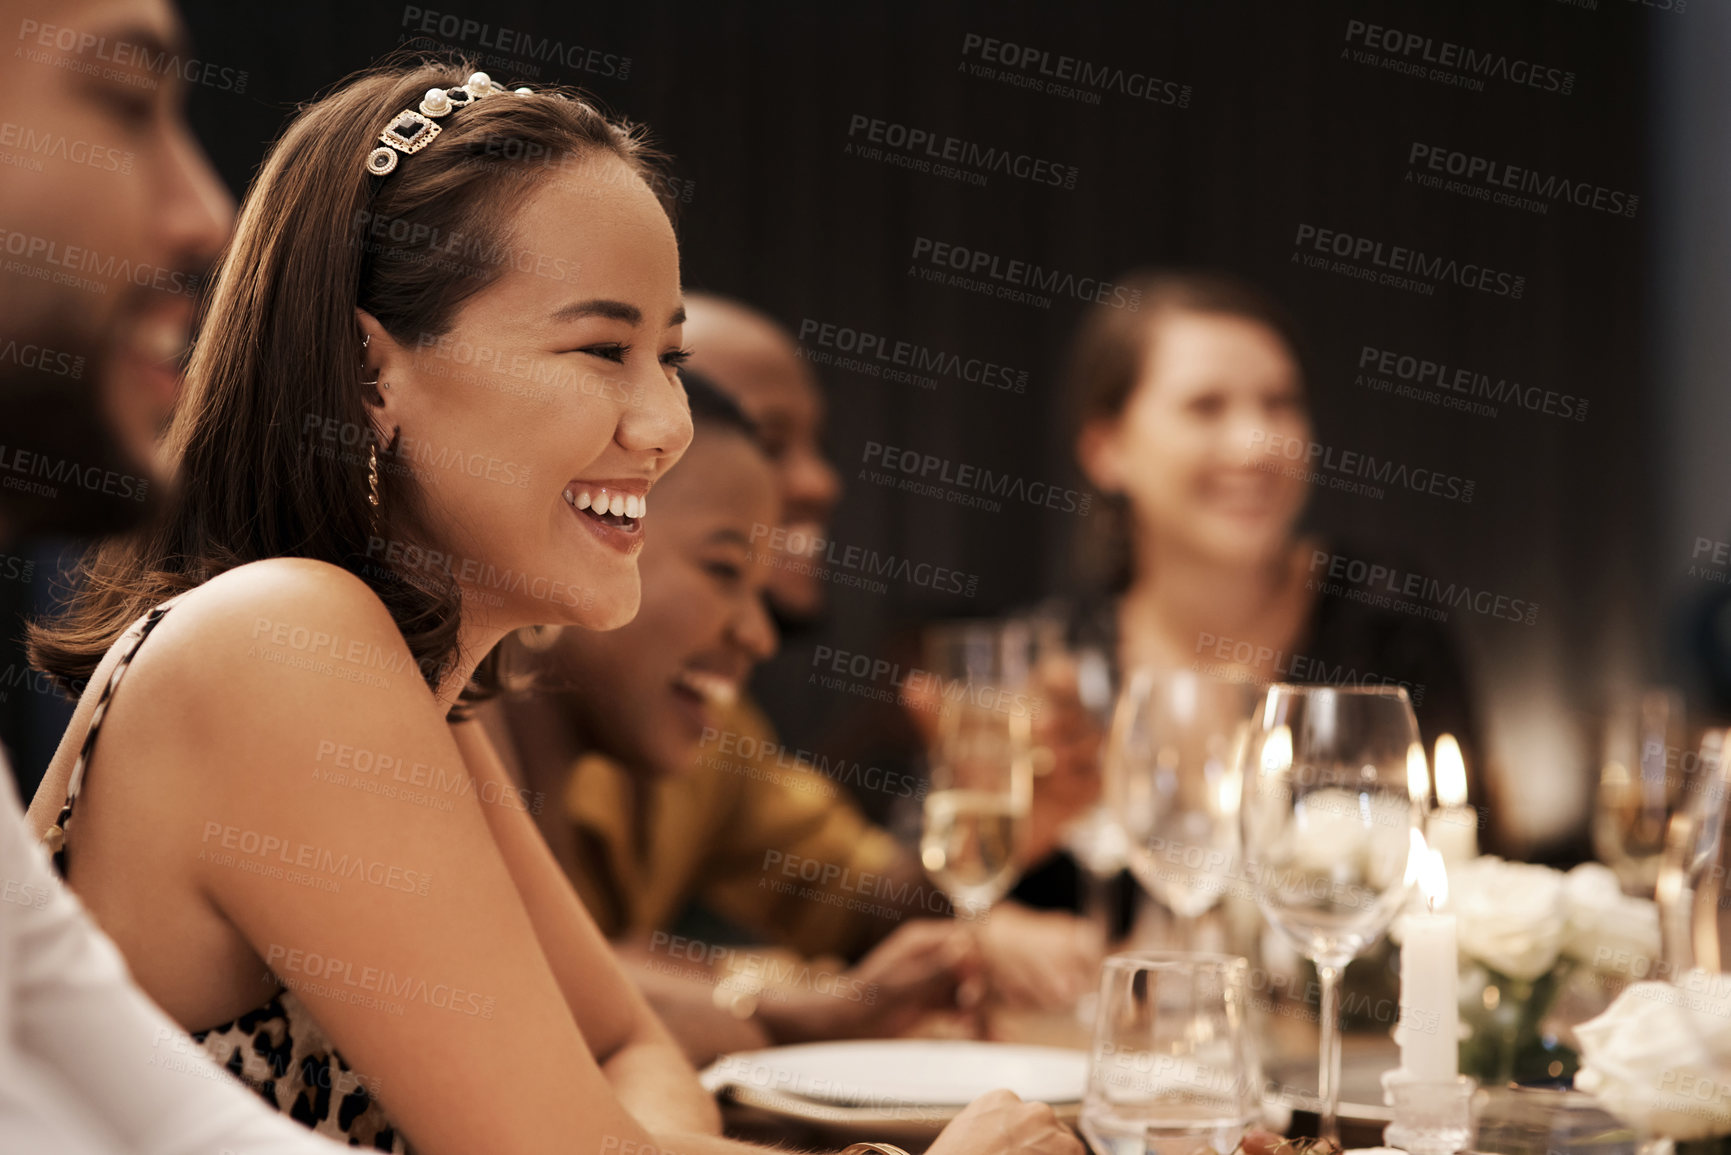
[365,71,534,177]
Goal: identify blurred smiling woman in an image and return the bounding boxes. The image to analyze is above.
[20,56,1079,1155]
[1067,270,1489,810]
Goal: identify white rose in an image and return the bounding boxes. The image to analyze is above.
[1562,862,1661,976]
[1447,856,1567,982]
[1576,971,1731,1140]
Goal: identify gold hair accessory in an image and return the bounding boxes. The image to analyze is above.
[365,71,534,177]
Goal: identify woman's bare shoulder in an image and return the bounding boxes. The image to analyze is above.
[116,557,437,740]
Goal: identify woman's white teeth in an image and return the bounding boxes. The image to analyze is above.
[676,669,738,707]
[565,488,646,520]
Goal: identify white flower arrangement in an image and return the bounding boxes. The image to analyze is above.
[1394,857,1660,981]
[1576,971,1731,1141]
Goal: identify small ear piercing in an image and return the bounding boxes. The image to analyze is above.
[361,334,388,388]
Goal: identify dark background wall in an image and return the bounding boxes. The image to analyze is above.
[1,0,1668,853]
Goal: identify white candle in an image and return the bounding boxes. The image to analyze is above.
[1398,847,1460,1080]
[1426,807,1478,865]
[1426,735,1479,864]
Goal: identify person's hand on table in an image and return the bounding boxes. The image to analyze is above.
[756,919,977,1042]
[975,901,1103,1010]
[926,1088,1084,1155]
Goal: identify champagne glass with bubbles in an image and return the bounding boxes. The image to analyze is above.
[1238,684,1423,1142]
[920,620,1035,922]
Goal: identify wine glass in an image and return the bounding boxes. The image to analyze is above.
[1594,687,1690,897]
[1081,951,1262,1155]
[1657,728,1731,973]
[919,620,1035,921]
[1107,667,1259,949]
[1238,684,1424,1142]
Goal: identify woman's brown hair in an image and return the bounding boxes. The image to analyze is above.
[29,55,671,707]
[1067,269,1309,592]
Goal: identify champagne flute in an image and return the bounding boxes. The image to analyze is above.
[1594,687,1690,897]
[1657,728,1731,973]
[1107,667,1259,949]
[1238,684,1424,1142]
[919,621,1035,1034]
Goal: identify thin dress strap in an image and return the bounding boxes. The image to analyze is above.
[42,595,185,876]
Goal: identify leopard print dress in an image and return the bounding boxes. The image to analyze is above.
[42,599,410,1152]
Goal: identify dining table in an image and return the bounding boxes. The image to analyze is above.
[707,993,1403,1153]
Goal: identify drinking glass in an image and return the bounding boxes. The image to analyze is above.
[1107,667,1259,947]
[1594,687,1690,897]
[1657,728,1731,973]
[1081,951,1262,1155]
[1238,684,1424,1142]
[919,620,1035,921]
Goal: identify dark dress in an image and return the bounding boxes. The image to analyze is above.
[1013,540,1490,913]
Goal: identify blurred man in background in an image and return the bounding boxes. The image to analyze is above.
[0,1,354,1150]
[683,292,843,624]
[0,0,229,792]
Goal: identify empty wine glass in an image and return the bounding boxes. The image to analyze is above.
[1081,951,1262,1155]
[1107,667,1259,948]
[1238,684,1424,1142]
[1595,687,1690,897]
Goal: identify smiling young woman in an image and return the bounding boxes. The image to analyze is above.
[16,55,1080,1155]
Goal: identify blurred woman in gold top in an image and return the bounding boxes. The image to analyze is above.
[486,363,1103,1063]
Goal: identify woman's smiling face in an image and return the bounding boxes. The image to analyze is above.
[1090,310,1311,568]
[361,152,694,633]
[546,426,781,779]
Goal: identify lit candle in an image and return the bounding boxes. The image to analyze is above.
[1398,844,1460,1080]
[1425,734,1479,864]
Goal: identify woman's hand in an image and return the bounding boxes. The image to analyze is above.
[759,918,977,1042]
[1023,654,1104,867]
[976,902,1103,1010]
[926,1089,1085,1155]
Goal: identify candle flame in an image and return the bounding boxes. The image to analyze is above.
[1418,845,1449,911]
[1434,733,1468,807]
[1405,827,1427,889]
[1407,742,1431,805]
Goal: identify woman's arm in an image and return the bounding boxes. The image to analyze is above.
[105,561,743,1155]
[1,772,353,1154]
[451,718,723,1134]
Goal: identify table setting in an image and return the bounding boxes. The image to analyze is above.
[698,627,1731,1155]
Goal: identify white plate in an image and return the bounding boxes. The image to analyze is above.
[702,1039,1090,1108]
